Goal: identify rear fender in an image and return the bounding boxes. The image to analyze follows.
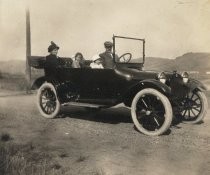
[31,76,62,90]
[31,77,65,102]
[31,76,46,90]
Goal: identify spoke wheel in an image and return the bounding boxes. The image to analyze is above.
[37,83,60,118]
[179,91,208,124]
[131,88,173,136]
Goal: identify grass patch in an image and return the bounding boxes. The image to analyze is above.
[0,72,43,91]
[0,74,27,91]
[51,163,62,170]
[205,90,210,107]
[1,133,12,142]
[0,142,66,175]
[92,168,106,175]
[76,155,87,163]
[59,152,69,158]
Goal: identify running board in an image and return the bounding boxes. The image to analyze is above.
[62,102,106,108]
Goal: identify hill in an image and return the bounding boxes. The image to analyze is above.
[144,57,177,71]
[144,52,210,72]
[0,52,209,75]
[174,52,210,73]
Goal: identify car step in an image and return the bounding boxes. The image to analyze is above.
[62,102,105,108]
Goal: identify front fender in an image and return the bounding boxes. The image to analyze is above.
[186,78,207,92]
[123,79,171,107]
[140,79,171,96]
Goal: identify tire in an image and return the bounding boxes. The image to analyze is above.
[179,91,208,124]
[131,88,173,136]
[37,82,60,119]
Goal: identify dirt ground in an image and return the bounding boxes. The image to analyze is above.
[0,92,210,175]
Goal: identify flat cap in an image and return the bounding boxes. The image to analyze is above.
[104,41,113,47]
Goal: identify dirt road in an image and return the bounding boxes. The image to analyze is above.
[0,93,210,175]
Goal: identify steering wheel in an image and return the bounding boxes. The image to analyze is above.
[118,53,132,63]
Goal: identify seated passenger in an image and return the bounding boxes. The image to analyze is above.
[90,55,104,69]
[45,41,62,77]
[72,52,85,68]
[63,57,73,67]
[99,41,119,69]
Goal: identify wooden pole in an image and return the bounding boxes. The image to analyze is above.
[26,7,31,93]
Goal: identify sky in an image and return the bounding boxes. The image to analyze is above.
[0,0,210,60]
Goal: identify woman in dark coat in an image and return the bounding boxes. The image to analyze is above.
[45,41,62,77]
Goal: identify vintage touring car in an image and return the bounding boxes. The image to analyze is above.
[30,35,208,136]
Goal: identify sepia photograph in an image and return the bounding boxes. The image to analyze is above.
[0,0,210,174]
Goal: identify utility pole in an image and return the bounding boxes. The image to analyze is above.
[26,7,31,93]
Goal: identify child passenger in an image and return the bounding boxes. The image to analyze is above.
[90,55,104,69]
[72,52,85,68]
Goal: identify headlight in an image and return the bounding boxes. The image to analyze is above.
[181,71,189,83]
[157,72,166,84]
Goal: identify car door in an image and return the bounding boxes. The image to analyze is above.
[56,68,84,96]
[78,68,123,100]
[56,67,125,101]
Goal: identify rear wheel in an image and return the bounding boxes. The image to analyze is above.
[179,90,208,124]
[37,82,60,118]
[131,88,173,136]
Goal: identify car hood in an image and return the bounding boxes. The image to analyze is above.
[115,67,160,80]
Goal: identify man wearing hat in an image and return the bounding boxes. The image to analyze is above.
[45,41,63,77]
[99,41,119,69]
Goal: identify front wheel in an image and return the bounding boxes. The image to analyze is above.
[131,88,173,136]
[37,82,61,118]
[179,90,208,124]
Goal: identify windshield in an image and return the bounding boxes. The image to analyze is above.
[114,36,145,64]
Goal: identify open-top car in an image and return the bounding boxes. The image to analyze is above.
[31,35,208,136]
